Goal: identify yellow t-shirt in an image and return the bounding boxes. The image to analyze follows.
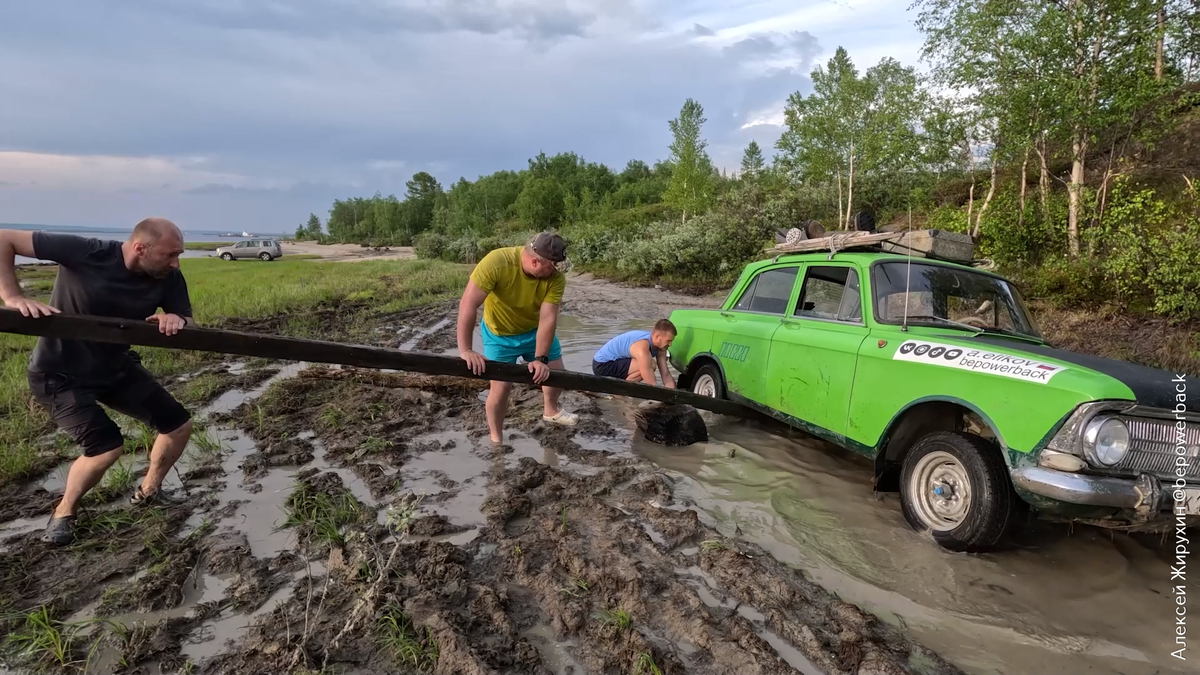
[470,246,566,336]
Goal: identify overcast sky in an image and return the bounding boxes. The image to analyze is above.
[0,0,924,233]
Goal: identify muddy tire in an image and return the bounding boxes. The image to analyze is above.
[899,431,1017,553]
[689,362,725,400]
[220,252,233,261]
[259,252,272,261]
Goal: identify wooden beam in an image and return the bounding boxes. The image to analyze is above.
[0,309,765,420]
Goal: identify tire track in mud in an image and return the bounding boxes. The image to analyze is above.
[0,297,963,675]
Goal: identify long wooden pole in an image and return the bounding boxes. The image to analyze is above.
[0,310,763,420]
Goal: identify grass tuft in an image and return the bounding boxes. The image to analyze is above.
[376,606,439,673]
[282,481,367,549]
[595,605,633,632]
[188,426,224,456]
[180,373,223,404]
[634,652,664,675]
[0,605,118,673]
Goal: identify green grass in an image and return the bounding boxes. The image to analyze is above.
[188,426,224,456]
[595,606,633,632]
[376,606,439,673]
[0,605,117,673]
[86,457,137,504]
[0,258,469,489]
[180,373,223,405]
[634,652,663,675]
[282,481,368,549]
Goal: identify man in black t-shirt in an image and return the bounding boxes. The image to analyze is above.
[0,218,196,545]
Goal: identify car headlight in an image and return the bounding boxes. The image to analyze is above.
[1083,416,1130,467]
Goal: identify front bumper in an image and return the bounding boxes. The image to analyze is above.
[1012,466,1160,509]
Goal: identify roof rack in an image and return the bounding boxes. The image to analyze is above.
[761,228,984,266]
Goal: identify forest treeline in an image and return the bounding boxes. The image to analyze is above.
[295,0,1200,320]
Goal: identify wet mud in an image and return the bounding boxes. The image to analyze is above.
[1,278,1178,675]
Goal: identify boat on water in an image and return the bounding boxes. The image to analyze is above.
[218,231,255,237]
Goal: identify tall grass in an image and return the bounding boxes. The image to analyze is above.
[0,258,470,488]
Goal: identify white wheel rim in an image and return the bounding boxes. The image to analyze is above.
[908,450,972,531]
[694,373,717,398]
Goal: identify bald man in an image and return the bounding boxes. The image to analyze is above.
[0,219,195,545]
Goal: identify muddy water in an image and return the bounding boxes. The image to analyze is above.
[634,420,1190,675]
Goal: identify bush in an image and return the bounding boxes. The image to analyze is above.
[1100,177,1200,320]
[613,211,771,284]
[415,230,535,265]
[413,231,449,260]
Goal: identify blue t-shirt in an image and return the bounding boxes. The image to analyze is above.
[594,330,656,363]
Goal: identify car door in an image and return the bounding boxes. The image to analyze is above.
[232,241,250,259]
[714,264,801,405]
[764,262,870,444]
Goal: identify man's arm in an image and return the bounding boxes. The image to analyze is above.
[0,230,59,318]
[656,351,676,389]
[148,273,195,335]
[629,340,657,385]
[457,280,488,375]
[535,301,559,362]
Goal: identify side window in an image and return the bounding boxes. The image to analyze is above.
[235,241,247,248]
[732,267,798,315]
[732,276,760,311]
[794,266,862,323]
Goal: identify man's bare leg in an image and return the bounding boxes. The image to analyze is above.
[542,358,567,417]
[55,446,123,518]
[486,381,511,443]
[140,420,193,495]
[624,361,644,383]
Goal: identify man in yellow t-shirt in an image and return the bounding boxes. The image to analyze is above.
[456,232,578,443]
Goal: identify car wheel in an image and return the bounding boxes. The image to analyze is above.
[220,253,233,261]
[689,362,725,400]
[899,431,1017,553]
[259,252,272,261]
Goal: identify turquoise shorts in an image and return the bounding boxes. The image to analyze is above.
[481,322,562,364]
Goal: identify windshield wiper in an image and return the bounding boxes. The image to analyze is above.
[903,315,983,333]
[904,315,1044,343]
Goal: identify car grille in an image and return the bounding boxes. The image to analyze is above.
[1114,417,1200,479]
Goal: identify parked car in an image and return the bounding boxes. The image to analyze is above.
[668,249,1199,552]
[216,239,282,261]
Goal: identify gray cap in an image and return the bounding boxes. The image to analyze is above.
[530,232,567,263]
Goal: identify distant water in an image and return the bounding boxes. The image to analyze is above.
[2,223,285,266]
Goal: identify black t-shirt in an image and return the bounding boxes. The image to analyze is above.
[28,232,193,382]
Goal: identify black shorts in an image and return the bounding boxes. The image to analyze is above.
[28,364,191,457]
[592,358,632,379]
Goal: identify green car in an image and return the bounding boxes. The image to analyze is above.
[668,250,1199,552]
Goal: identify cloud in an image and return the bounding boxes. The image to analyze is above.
[184,180,340,196]
[0,151,260,192]
[368,160,407,171]
[0,0,928,228]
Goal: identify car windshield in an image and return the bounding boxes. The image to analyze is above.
[870,261,1041,339]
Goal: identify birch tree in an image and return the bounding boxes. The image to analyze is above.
[776,48,926,229]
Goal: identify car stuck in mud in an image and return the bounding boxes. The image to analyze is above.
[668,249,1200,552]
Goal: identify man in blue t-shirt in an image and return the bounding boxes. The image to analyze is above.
[591,319,677,388]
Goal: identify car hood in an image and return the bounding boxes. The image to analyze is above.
[963,335,1198,413]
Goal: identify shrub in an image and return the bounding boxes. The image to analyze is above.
[413,231,449,260]
[613,211,771,284]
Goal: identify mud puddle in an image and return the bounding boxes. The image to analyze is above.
[636,421,1193,675]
